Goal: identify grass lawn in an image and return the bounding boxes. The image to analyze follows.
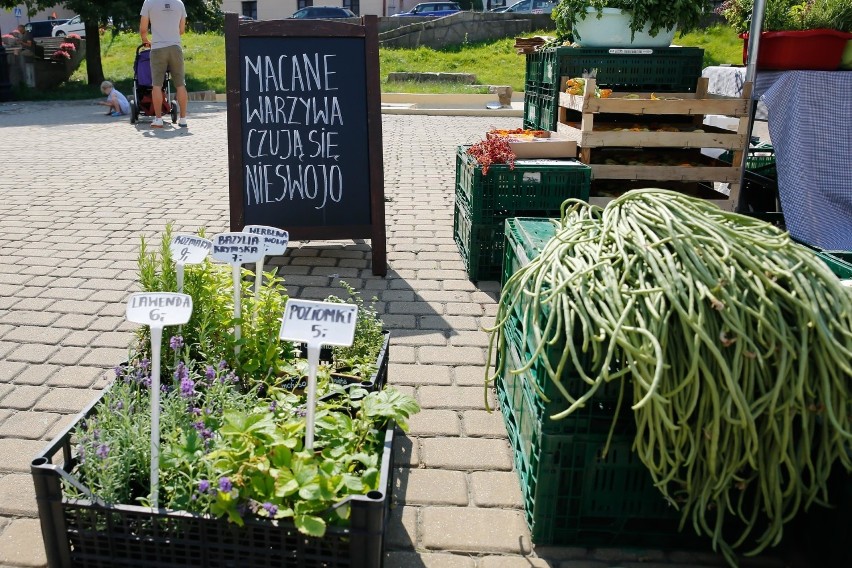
[12,25,744,101]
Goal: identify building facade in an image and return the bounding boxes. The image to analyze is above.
[0,4,74,39]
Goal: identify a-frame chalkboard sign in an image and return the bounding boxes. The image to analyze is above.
[225,13,387,276]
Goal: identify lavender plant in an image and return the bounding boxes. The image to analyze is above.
[67,347,419,537]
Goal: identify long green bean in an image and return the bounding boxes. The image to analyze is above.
[485,188,852,567]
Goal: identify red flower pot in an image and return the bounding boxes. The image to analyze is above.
[740,29,852,71]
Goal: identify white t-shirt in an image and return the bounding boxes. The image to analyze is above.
[109,88,131,114]
[140,0,187,50]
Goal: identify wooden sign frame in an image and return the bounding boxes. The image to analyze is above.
[225,13,387,276]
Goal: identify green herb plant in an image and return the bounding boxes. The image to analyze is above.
[67,225,415,538]
[325,280,385,374]
[554,0,713,42]
[717,0,852,33]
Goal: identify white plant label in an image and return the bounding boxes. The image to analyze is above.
[279,299,358,450]
[244,225,289,256]
[279,299,358,347]
[125,292,193,510]
[211,233,266,355]
[170,235,213,265]
[243,225,289,302]
[126,293,194,327]
[170,235,212,294]
[211,232,265,264]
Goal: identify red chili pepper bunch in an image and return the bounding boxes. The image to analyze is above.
[466,136,515,176]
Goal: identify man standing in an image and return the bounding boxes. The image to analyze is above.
[140,0,188,129]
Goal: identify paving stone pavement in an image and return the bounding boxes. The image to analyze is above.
[0,101,795,568]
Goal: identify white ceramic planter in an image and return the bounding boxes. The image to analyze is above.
[573,7,676,48]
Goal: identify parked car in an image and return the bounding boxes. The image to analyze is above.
[24,19,68,39]
[503,0,557,14]
[51,15,85,37]
[490,6,511,12]
[392,2,462,17]
[289,6,356,19]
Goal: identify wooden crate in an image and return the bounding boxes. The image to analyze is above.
[556,77,752,211]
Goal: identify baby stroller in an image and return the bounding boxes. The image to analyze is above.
[129,44,179,125]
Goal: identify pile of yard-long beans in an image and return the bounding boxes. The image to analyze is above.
[486,188,852,566]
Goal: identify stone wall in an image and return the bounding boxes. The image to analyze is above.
[379,12,556,49]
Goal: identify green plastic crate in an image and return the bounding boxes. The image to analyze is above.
[794,242,852,280]
[525,50,544,87]
[454,199,504,282]
[543,46,704,91]
[525,46,704,134]
[455,147,591,224]
[499,320,633,440]
[523,92,540,128]
[502,217,558,286]
[721,142,776,176]
[500,217,632,435]
[818,251,852,279]
[496,374,687,547]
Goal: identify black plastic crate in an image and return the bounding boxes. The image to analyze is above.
[31,394,395,568]
[294,330,390,393]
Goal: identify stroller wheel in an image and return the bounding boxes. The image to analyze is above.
[130,98,139,125]
[170,100,179,124]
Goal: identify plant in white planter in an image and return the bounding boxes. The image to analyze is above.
[554,0,713,47]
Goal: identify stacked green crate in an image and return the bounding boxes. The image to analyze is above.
[523,50,546,130]
[524,47,705,131]
[497,217,688,547]
[453,148,590,281]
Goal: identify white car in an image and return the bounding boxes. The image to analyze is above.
[52,15,85,38]
[503,0,557,14]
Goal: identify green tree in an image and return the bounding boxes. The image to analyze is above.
[1,0,222,86]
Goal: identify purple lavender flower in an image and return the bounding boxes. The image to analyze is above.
[169,335,184,351]
[205,365,216,381]
[141,376,152,388]
[198,480,210,494]
[113,366,123,377]
[180,376,195,399]
[268,401,278,412]
[262,502,278,516]
[174,362,189,382]
[112,401,124,412]
[96,444,110,459]
[192,421,205,432]
[218,477,233,493]
[141,359,151,371]
[218,360,228,370]
[191,407,202,416]
[201,428,213,440]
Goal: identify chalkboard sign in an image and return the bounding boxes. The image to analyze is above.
[225,14,386,276]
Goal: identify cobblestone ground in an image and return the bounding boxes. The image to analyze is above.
[0,101,794,567]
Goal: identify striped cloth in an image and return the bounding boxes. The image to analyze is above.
[763,71,852,249]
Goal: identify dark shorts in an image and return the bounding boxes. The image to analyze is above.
[150,45,185,87]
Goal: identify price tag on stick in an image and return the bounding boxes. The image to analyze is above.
[211,233,265,355]
[279,299,358,450]
[243,225,289,303]
[170,235,212,293]
[126,292,193,509]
